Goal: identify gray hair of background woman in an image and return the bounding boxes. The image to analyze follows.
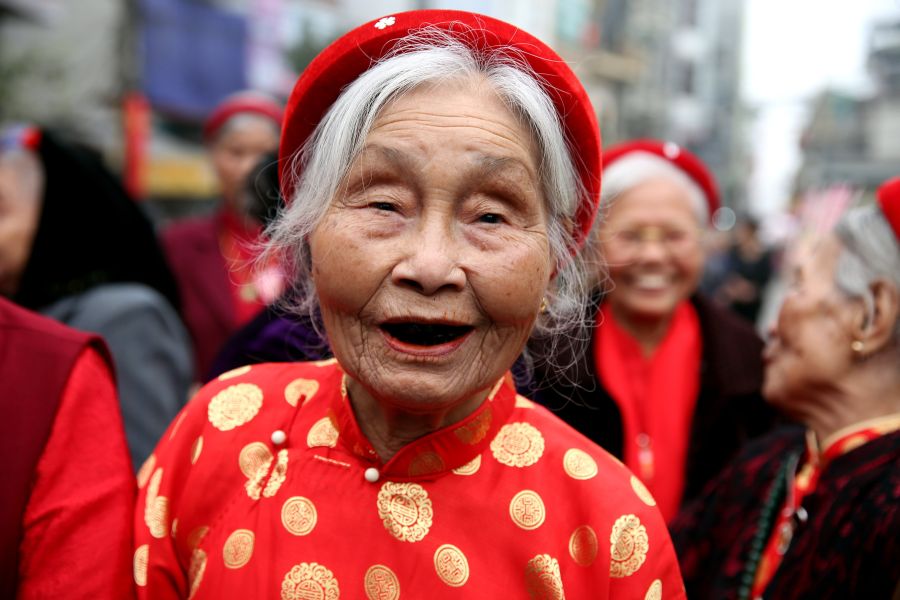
[834,204,900,339]
[262,29,593,349]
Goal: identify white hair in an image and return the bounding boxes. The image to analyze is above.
[833,204,900,341]
[210,113,280,144]
[599,152,709,223]
[261,26,594,367]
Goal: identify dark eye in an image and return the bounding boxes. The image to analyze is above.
[478,213,503,224]
[369,201,396,212]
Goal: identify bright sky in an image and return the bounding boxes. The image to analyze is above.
[742,0,900,215]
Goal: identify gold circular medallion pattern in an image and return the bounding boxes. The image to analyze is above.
[364,564,400,600]
[137,453,155,488]
[453,408,493,445]
[282,496,317,536]
[263,448,289,497]
[222,529,254,569]
[524,554,565,600]
[408,451,445,476]
[146,496,169,538]
[563,449,598,480]
[281,562,340,600]
[147,467,163,500]
[610,514,649,578]
[569,525,599,567]
[285,377,320,406]
[218,365,252,380]
[133,544,149,587]
[207,383,264,431]
[630,476,656,507]
[307,417,339,448]
[239,441,273,479]
[645,579,662,600]
[491,422,545,468]
[434,544,470,587]
[190,436,203,465]
[452,455,481,476]
[377,482,433,543]
[188,548,207,599]
[509,490,546,531]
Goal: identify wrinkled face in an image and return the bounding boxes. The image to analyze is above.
[209,116,279,206]
[309,80,552,412]
[0,154,42,297]
[600,178,704,322]
[763,236,856,412]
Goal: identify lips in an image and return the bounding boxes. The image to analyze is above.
[380,321,474,347]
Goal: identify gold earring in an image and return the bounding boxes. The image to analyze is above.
[540,298,548,314]
[851,340,865,353]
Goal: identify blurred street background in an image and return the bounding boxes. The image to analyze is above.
[3,0,900,330]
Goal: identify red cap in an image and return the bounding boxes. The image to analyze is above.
[278,10,602,248]
[203,91,283,142]
[877,177,900,241]
[602,139,720,219]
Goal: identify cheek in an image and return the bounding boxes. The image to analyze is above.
[469,241,551,325]
[675,251,704,289]
[309,217,389,315]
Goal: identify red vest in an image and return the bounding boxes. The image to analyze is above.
[0,298,110,595]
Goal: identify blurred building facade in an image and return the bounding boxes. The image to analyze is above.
[795,18,900,196]
[0,0,750,210]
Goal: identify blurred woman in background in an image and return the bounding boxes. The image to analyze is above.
[671,177,900,599]
[161,92,283,379]
[0,125,191,467]
[527,140,775,521]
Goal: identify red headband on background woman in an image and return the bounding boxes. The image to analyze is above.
[877,177,900,241]
[278,9,602,247]
[203,92,283,142]
[603,139,720,219]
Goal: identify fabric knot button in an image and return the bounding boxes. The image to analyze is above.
[364,467,380,483]
[271,430,287,445]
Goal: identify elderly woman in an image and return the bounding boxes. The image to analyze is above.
[134,11,685,599]
[671,177,900,598]
[161,91,284,379]
[526,140,775,521]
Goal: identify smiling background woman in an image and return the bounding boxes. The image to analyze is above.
[526,140,775,521]
[133,10,685,599]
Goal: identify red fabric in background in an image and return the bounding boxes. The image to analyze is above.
[17,346,136,599]
[595,301,702,521]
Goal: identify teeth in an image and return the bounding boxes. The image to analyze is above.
[633,274,669,289]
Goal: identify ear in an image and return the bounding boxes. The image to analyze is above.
[854,279,900,354]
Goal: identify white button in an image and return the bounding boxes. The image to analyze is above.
[663,141,681,159]
[364,467,380,483]
[271,430,287,445]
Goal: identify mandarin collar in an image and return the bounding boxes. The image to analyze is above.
[804,412,900,467]
[329,373,515,481]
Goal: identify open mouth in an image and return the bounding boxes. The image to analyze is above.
[380,322,474,347]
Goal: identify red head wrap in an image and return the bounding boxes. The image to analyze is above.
[602,139,720,220]
[278,10,602,248]
[877,177,900,242]
[203,91,283,142]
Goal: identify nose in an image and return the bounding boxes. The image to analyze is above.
[391,220,466,295]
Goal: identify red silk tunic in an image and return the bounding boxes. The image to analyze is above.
[134,360,685,598]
